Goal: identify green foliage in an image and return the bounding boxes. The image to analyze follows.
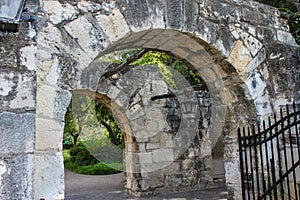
[132,50,169,65]
[81,137,123,166]
[63,94,123,147]
[134,51,202,88]
[99,49,141,63]
[98,49,202,89]
[63,149,121,175]
[69,141,99,166]
[74,162,121,175]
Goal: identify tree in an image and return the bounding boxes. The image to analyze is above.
[94,102,123,147]
[63,94,123,148]
[64,95,93,147]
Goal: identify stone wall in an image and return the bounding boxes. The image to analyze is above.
[0,0,298,199]
[0,0,39,199]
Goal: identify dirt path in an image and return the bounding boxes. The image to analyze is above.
[65,169,228,200]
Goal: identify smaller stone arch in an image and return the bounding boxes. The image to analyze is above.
[79,56,207,194]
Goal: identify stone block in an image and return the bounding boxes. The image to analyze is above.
[20,45,37,71]
[36,84,71,121]
[227,40,252,74]
[214,25,236,57]
[134,131,150,142]
[139,152,152,164]
[141,162,172,173]
[277,30,297,46]
[171,47,190,59]
[146,1,165,28]
[43,1,78,25]
[186,51,214,70]
[96,8,130,42]
[245,48,266,76]
[153,148,174,163]
[0,71,35,110]
[64,16,102,59]
[0,154,34,200]
[245,71,266,100]
[195,16,218,44]
[114,93,130,109]
[146,143,160,150]
[237,28,263,56]
[254,95,272,116]
[0,112,35,154]
[107,86,121,100]
[117,0,151,32]
[0,37,18,68]
[260,26,281,44]
[78,1,102,13]
[164,0,183,29]
[34,151,64,200]
[199,67,217,82]
[35,118,64,151]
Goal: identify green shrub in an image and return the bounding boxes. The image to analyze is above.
[63,143,123,175]
[69,141,99,166]
[75,162,121,175]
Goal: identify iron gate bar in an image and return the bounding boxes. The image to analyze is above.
[262,120,272,200]
[248,126,256,198]
[243,127,251,200]
[240,114,300,146]
[268,117,278,200]
[287,106,299,200]
[280,107,292,199]
[253,124,261,199]
[274,113,285,200]
[239,102,300,200]
[257,124,267,200]
[259,160,300,199]
[238,128,246,200]
[295,103,300,199]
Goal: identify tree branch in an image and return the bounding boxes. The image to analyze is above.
[101,49,149,79]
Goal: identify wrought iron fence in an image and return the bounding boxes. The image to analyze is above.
[238,102,300,200]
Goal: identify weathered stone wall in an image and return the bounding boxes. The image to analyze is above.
[0,0,298,199]
[0,0,40,199]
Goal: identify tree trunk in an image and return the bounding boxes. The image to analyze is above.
[73,134,79,147]
[101,120,119,146]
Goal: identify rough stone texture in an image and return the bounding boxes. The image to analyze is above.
[34,152,65,200]
[0,112,35,154]
[0,1,38,199]
[0,154,34,200]
[0,0,298,199]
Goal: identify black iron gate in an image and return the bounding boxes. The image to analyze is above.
[238,103,300,200]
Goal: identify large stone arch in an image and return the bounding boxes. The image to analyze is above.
[0,0,297,200]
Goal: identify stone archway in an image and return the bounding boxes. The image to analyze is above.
[1,1,298,200]
[32,1,298,199]
[35,28,255,199]
[81,51,216,196]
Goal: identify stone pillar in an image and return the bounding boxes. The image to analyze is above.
[34,44,73,199]
[34,85,71,199]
